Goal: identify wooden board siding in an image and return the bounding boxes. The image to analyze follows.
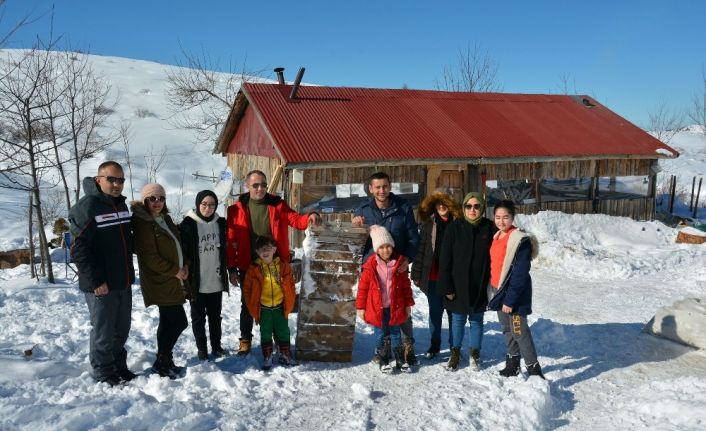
[225,153,282,204]
[301,165,426,186]
[515,198,655,220]
[482,159,653,180]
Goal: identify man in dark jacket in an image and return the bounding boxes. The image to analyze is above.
[352,172,420,364]
[69,161,135,386]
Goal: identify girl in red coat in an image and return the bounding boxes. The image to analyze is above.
[356,225,415,372]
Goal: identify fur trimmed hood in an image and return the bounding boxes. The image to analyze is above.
[418,191,462,221]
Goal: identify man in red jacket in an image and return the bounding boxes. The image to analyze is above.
[226,170,320,355]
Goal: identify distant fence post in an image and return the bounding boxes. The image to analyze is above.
[693,178,703,219]
[690,176,696,211]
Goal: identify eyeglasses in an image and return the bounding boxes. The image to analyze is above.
[464,203,482,210]
[147,196,166,203]
[250,182,267,190]
[200,203,217,209]
[97,175,126,185]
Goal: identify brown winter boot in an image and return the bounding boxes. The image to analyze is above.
[237,338,251,356]
[470,348,481,371]
[447,347,461,371]
[261,343,273,371]
[404,341,418,367]
[278,343,298,366]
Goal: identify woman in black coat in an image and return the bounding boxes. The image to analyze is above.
[179,190,229,360]
[438,192,496,371]
[411,189,462,359]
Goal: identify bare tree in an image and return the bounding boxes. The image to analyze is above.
[0,0,38,47]
[688,66,706,134]
[59,50,119,203]
[0,46,61,282]
[165,45,266,144]
[647,100,683,144]
[557,73,577,95]
[118,120,135,200]
[435,43,501,92]
[144,145,167,184]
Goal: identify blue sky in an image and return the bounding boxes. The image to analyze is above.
[3,0,705,129]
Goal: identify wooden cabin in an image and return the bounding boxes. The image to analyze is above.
[214,83,679,236]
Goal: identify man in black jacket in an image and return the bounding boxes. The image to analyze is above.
[69,161,135,386]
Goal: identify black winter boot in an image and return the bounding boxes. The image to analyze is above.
[377,337,392,372]
[499,354,521,377]
[425,338,441,359]
[447,347,461,371]
[153,353,180,379]
[526,362,546,380]
[393,346,406,371]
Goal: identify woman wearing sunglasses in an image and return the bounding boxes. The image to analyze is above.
[438,192,496,371]
[131,183,190,379]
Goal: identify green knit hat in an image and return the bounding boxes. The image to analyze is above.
[462,192,485,225]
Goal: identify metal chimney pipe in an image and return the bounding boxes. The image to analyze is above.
[289,67,305,100]
[274,67,285,85]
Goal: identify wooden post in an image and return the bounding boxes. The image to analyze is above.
[690,176,696,212]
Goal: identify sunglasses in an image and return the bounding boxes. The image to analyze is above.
[250,182,268,190]
[464,203,482,210]
[97,175,126,185]
[147,196,166,203]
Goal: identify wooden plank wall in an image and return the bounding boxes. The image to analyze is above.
[482,158,653,180]
[302,165,426,186]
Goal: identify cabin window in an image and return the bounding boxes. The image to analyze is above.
[301,182,421,213]
[540,177,592,202]
[485,179,537,206]
[597,176,649,199]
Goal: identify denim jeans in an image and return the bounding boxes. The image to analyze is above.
[426,281,452,346]
[451,309,485,350]
[374,307,402,349]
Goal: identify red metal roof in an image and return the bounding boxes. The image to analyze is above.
[236,83,678,164]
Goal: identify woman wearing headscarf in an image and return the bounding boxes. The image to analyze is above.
[411,188,462,359]
[438,192,496,371]
[132,183,189,379]
[179,190,229,361]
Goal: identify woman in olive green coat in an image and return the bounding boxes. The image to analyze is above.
[131,183,190,379]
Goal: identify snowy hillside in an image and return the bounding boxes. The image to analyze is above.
[1,51,706,430]
[0,50,233,252]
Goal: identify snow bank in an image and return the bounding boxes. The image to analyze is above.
[645,297,706,349]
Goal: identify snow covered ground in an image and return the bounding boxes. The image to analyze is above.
[1,211,706,430]
[1,51,706,430]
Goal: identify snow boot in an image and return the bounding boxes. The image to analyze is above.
[378,337,393,373]
[404,340,418,367]
[425,338,441,359]
[446,347,461,371]
[98,373,124,387]
[197,350,208,361]
[153,353,180,380]
[212,346,229,358]
[393,346,407,371]
[237,338,252,356]
[499,354,521,377]
[117,368,137,382]
[278,343,298,366]
[526,362,546,380]
[470,348,481,371]
[262,343,274,371]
